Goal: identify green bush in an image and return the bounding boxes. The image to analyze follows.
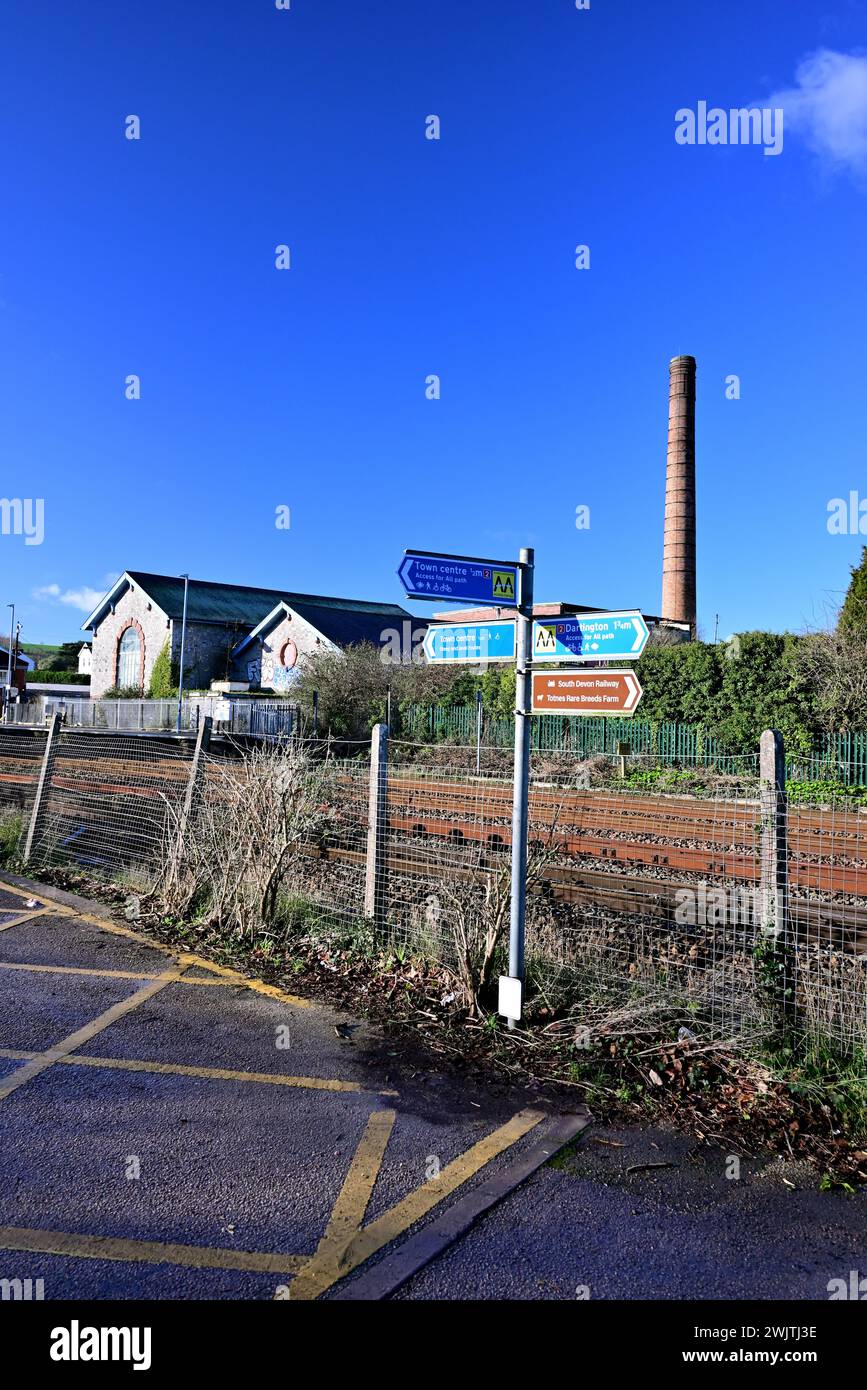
[633,633,817,755]
[147,640,178,699]
[28,670,90,685]
[101,685,145,699]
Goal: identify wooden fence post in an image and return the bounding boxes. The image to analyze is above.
[364,723,389,927]
[179,716,212,842]
[759,728,790,1015]
[24,712,62,864]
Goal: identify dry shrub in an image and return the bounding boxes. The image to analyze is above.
[159,741,338,934]
[415,816,563,1014]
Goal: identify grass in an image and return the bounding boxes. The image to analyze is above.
[770,1034,867,1141]
[0,812,23,868]
[785,779,867,808]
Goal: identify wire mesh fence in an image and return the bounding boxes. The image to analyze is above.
[270,754,372,948]
[787,798,867,1053]
[0,726,49,818]
[379,745,768,1035]
[26,729,199,872]
[2,723,866,1050]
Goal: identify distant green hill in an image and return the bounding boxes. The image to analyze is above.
[19,643,63,669]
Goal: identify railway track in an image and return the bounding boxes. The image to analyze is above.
[382,777,867,897]
[4,749,867,903]
[299,840,867,953]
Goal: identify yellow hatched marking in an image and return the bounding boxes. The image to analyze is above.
[0,907,52,933]
[290,1110,396,1300]
[0,961,236,986]
[0,1047,392,1095]
[0,967,185,1102]
[290,1107,544,1300]
[0,1225,304,1275]
[0,875,311,1009]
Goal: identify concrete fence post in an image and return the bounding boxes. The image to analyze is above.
[364,722,389,927]
[179,716,212,842]
[759,728,790,1012]
[24,712,62,864]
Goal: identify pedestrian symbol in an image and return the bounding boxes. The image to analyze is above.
[492,570,515,601]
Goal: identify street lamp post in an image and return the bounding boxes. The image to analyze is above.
[176,574,189,734]
[5,603,14,722]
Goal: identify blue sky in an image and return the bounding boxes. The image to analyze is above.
[1,0,866,645]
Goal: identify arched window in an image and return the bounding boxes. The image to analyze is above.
[117,627,142,688]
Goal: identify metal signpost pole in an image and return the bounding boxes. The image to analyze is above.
[475,688,483,775]
[506,547,534,1029]
[397,544,525,1025]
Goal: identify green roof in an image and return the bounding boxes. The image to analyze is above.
[125,571,411,631]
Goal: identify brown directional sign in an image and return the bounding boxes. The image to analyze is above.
[531,668,643,717]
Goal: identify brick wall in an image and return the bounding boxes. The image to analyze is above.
[231,611,337,690]
[170,620,249,692]
[89,584,172,698]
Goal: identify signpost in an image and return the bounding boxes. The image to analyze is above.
[398,543,647,1027]
[507,547,533,1032]
[398,551,519,607]
[531,669,643,716]
[423,620,516,665]
[532,610,649,662]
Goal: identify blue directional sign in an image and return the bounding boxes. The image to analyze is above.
[398,551,520,607]
[424,620,516,665]
[532,610,650,663]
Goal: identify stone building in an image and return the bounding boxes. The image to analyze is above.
[83,571,416,699]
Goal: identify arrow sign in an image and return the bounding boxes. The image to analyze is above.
[424,620,516,664]
[398,551,520,607]
[532,610,649,663]
[531,669,644,717]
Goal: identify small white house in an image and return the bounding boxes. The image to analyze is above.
[77,644,92,676]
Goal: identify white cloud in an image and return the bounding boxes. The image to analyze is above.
[768,48,867,177]
[33,582,109,613]
[58,587,105,613]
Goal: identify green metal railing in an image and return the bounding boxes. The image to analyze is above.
[401,704,726,760]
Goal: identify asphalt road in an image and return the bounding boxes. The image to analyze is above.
[0,874,864,1302]
[0,876,582,1301]
[390,1125,867,1301]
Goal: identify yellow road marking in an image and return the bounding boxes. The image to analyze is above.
[0,967,185,1102]
[290,1107,545,1299]
[0,907,52,933]
[0,874,311,1009]
[290,1110,396,1300]
[0,1047,393,1095]
[174,952,312,1010]
[0,1225,304,1275]
[0,961,236,986]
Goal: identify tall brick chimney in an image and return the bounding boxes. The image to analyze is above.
[661,354,697,635]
